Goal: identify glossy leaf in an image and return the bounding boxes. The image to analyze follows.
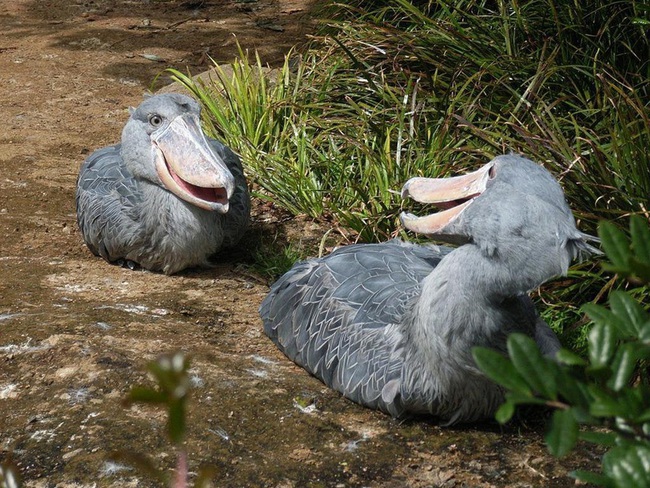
[507,334,557,399]
[556,348,588,366]
[504,391,548,406]
[640,320,650,342]
[583,303,631,337]
[569,406,596,424]
[495,400,516,424]
[578,430,618,447]
[472,346,532,394]
[556,371,591,409]
[571,469,613,487]
[588,386,627,418]
[607,342,645,391]
[610,291,647,337]
[545,409,578,457]
[599,221,631,271]
[631,215,650,264]
[588,322,617,369]
[628,257,650,282]
[603,446,650,488]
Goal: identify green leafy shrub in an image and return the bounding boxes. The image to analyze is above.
[473,215,650,487]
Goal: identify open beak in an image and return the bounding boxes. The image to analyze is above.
[152,113,235,213]
[400,162,493,235]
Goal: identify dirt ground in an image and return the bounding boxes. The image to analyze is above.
[0,1,602,486]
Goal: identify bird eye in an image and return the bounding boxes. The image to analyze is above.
[149,114,163,127]
[488,164,497,179]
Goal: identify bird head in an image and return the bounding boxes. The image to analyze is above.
[120,93,235,213]
[401,155,599,280]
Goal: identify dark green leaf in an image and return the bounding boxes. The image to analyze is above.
[578,430,618,447]
[621,387,648,418]
[146,362,177,394]
[588,386,627,418]
[583,303,630,337]
[588,322,617,368]
[637,407,650,423]
[504,391,547,405]
[507,334,557,399]
[610,291,647,337]
[556,348,588,366]
[556,371,591,409]
[599,221,631,271]
[640,321,650,342]
[545,409,578,457]
[603,446,650,488]
[630,215,650,263]
[495,400,516,424]
[472,346,531,394]
[571,469,613,487]
[569,406,596,424]
[607,343,644,391]
[628,258,650,282]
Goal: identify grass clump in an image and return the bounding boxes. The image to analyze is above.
[172,0,649,240]
[251,237,311,280]
[170,0,648,342]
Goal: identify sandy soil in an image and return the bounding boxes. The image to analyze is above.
[0,1,602,486]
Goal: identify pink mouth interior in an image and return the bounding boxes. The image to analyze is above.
[434,193,480,210]
[167,162,229,205]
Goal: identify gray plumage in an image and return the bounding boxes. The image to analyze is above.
[76,93,250,274]
[260,155,598,424]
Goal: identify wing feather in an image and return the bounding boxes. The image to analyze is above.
[75,144,144,262]
[260,240,447,415]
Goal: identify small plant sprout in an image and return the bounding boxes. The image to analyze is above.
[111,352,216,488]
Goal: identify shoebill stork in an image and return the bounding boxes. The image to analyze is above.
[76,93,250,274]
[260,155,597,424]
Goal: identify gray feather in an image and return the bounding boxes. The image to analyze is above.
[260,155,598,424]
[75,94,250,274]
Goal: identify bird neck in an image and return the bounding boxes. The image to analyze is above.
[425,243,552,301]
[407,243,554,355]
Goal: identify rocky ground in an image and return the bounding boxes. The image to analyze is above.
[0,1,601,486]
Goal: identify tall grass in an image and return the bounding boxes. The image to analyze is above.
[322,0,650,223]
[170,48,465,241]
[173,1,648,239]
[171,0,649,340]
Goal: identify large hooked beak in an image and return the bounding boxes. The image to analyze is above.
[152,113,235,213]
[400,162,494,235]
